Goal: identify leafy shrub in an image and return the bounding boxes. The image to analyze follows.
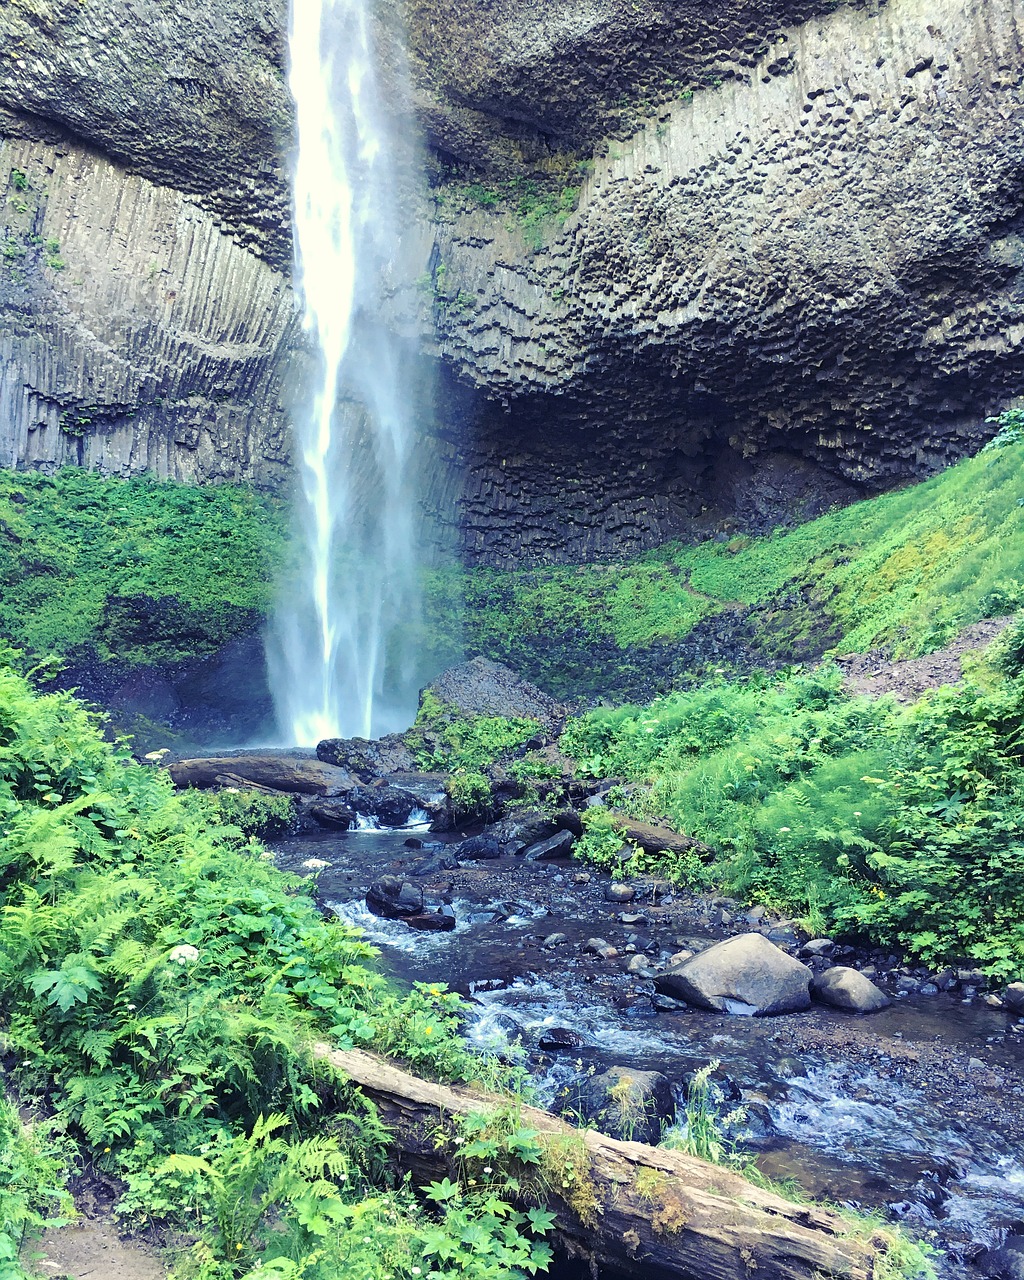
[562,663,1024,977]
[444,769,494,825]
[200,788,296,838]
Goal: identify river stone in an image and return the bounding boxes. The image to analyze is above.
[812,966,890,1013]
[581,1066,674,1145]
[308,798,356,830]
[655,934,812,1016]
[979,1236,1024,1280]
[1004,982,1024,1014]
[365,876,424,919]
[455,835,503,860]
[405,906,457,932]
[489,809,557,853]
[800,938,835,957]
[605,882,635,903]
[315,734,416,780]
[522,829,575,861]
[420,657,565,734]
[347,785,422,827]
[538,1026,588,1050]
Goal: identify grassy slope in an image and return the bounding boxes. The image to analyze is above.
[0,469,288,667]
[443,433,1024,697]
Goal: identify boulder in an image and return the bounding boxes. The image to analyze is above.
[1004,982,1024,1014]
[605,882,635,903]
[315,734,416,780]
[490,808,558,853]
[979,1237,1024,1280]
[812,967,890,1013]
[405,907,458,932]
[408,851,461,876]
[308,799,356,830]
[454,834,504,860]
[522,829,575,861]
[655,934,812,1016]
[365,876,425,919]
[580,1066,674,1145]
[169,753,354,796]
[347,785,423,827]
[420,657,566,734]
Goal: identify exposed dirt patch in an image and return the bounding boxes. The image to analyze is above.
[836,617,1015,701]
[28,1217,164,1280]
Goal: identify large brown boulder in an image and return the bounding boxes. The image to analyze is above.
[655,935,811,1016]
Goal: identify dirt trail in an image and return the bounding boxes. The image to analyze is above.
[29,1218,164,1280]
[836,617,1014,701]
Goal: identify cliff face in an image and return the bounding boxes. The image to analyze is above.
[427,0,1024,562]
[1,0,1023,562]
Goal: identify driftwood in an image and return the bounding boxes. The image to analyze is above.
[168,754,354,795]
[316,1046,881,1280]
[614,817,714,859]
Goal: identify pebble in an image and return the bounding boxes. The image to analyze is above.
[573,873,591,884]
[584,937,619,960]
[541,932,569,948]
[606,882,635,903]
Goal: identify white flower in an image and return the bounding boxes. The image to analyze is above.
[169,944,200,965]
[778,826,791,833]
[412,1269,422,1276]
[144,749,170,761]
[483,1166,493,1174]
[853,811,862,817]
[302,858,330,870]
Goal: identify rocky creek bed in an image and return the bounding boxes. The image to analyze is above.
[267,810,1024,1279]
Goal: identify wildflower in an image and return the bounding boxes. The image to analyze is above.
[104,1147,111,1153]
[853,811,862,817]
[236,1244,243,1251]
[483,1166,493,1174]
[363,1237,371,1244]
[339,1171,347,1180]
[423,1026,433,1036]
[412,1269,422,1276]
[143,749,170,761]
[778,826,790,833]
[126,1003,136,1011]
[169,944,199,965]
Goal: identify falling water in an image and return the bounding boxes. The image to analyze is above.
[267,0,425,744]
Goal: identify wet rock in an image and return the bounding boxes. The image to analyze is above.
[420,657,566,734]
[541,932,569,948]
[655,934,812,1016]
[581,1066,674,1145]
[170,754,356,796]
[651,993,688,1012]
[1004,983,1024,1014]
[920,982,940,997]
[979,1237,1024,1280]
[316,734,416,780]
[408,851,461,876]
[455,835,504,860]
[812,966,890,1013]
[605,882,635,903]
[366,876,425,919]
[773,1056,808,1079]
[522,829,575,861]
[404,836,424,849]
[348,785,423,827]
[308,799,356,830]
[405,906,458,932]
[584,937,619,960]
[663,949,694,967]
[745,905,767,923]
[800,938,835,957]
[538,1026,588,1050]
[490,809,558,853]
[573,872,591,884]
[618,912,647,925]
[625,954,655,977]
[896,975,920,994]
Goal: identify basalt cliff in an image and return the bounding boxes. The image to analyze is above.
[0,0,1022,562]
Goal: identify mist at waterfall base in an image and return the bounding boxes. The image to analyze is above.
[267,0,430,747]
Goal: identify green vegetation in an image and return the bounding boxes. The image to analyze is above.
[563,637,1024,977]
[0,469,287,667]
[426,418,1024,699]
[0,1097,75,1280]
[0,664,555,1278]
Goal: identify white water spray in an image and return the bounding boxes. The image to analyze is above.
[267,0,425,744]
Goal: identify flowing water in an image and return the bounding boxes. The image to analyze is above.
[267,0,426,745]
[273,817,1024,1273]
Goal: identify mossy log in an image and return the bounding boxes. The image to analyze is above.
[316,1045,881,1280]
[612,817,714,859]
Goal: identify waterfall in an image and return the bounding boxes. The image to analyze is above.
[267,0,425,746]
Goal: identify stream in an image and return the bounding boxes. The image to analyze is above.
[272,816,1024,1276]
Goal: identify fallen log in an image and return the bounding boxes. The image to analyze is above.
[316,1046,881,1280]
[167,754,355,795]
[614,817,714,859]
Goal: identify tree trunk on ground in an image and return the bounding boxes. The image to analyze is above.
[315,1046,882,1280]
[613,818,713,859]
